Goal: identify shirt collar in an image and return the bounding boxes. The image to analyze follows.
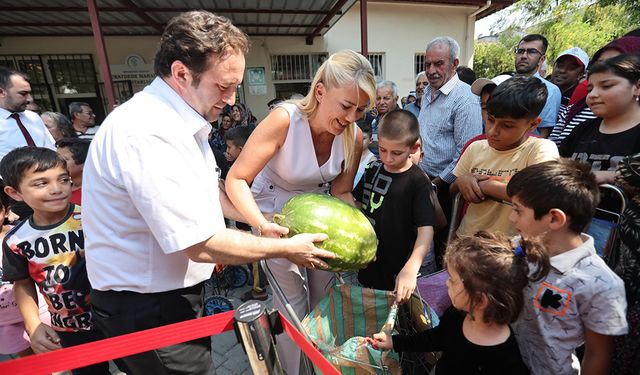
[439,73,460,95]
[148,77,211,136]
[0,107,18,120]
[550,234,595,273]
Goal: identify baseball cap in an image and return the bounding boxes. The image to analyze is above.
[555,47,589,68]
[470,74,513,96]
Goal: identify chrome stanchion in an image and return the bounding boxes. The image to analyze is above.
[234,300,284,375]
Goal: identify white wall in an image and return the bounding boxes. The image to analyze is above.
[245,1,479,120]
[0,1,481,121]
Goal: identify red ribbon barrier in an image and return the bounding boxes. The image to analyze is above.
[0,310,339,374]
[279,314,340,375]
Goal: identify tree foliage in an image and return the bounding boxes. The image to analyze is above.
[473,0,637,78]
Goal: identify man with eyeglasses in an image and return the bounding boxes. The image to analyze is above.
[405,71,428,119]
[514,34,561,138]
[69,101,97,139]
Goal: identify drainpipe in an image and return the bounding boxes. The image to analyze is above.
[466,0,491,67]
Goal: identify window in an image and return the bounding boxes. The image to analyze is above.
[270,53,328,100]
[270,53,328,82]
[367,53,384,81]
[415,53,425,76]
[47,55,97,94]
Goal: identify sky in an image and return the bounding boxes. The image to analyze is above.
[475,5,520,38]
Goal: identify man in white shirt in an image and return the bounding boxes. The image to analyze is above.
[83,11,334,375]
[0,66,55,162]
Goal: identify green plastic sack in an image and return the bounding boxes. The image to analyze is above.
[301,284,401,374]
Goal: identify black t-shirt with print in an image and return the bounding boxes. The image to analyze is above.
[354,162,435,290]
[559,117,640,171]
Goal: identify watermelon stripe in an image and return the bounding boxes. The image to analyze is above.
[276,193,377,271]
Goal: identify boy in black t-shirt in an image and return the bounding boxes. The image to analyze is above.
[0,147,110,374]
[355,110,436,303]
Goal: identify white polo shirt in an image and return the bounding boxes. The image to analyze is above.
[0,108,55,162]
[83,77,224,293]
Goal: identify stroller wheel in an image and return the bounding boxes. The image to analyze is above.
[224,266,249,288]
[204,296,234,316]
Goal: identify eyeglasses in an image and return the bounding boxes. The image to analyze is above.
[81,112,95,116]
[515,48,543,56]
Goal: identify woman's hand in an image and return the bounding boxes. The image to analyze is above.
[372,331,393,350]
[258,222,289,238]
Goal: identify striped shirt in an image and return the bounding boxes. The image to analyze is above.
[417,74,482,183]
[549,104,598,145]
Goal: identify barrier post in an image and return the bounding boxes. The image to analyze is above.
[234,300,284,374]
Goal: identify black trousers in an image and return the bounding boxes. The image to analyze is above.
[90,282,214,375]
[57,329,111,375]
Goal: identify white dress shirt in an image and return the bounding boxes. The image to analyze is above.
[83,77,224,293]
[0,108,55,162]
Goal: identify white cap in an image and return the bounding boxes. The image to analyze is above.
[470,74,513,96]
[556,47,589,68]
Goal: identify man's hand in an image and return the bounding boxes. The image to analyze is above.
[456,174,489,203]
[29,323,62,353]
[394,266,418,304]
[284,233,335,269]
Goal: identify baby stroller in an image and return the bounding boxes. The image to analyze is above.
[203,264,249,316]
[587,183,628,266]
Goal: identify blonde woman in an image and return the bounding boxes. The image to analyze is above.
[226,49,375,374]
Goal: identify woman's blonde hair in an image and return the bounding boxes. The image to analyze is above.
[293,50,376,171]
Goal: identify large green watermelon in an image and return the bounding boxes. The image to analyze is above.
[273,193,377,272]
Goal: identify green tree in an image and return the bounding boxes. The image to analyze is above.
[474,41,514,78]
[473,0,636,77]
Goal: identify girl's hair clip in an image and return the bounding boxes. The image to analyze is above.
[514,245,525,257]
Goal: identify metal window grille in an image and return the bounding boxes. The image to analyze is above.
[367,53,384,81]
[99,80,134,109]
[271,53,328,82]
[46,54,97,94]
[415,53,425,76]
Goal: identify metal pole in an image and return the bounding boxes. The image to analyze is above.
[260,260,315,374]
[86,0,116,112]
[234,300,284,375]
[360,0,368,57]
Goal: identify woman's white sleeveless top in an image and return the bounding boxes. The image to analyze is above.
[252,102,351,213]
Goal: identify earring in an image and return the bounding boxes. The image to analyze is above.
[636,95,639,102]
